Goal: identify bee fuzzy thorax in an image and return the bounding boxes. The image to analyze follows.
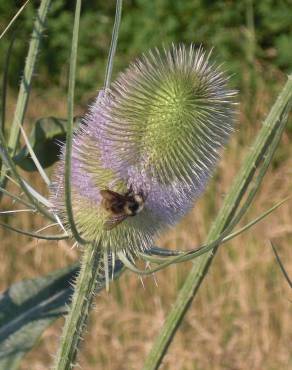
[99,188,146,230]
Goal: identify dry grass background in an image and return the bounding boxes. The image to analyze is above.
[0,80,292,370]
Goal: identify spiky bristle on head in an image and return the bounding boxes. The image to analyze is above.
[51,44,237,255]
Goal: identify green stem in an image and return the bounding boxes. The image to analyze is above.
[244,0,257,122]
[142,76,292,370]
[0,0,51,185]
[104,0,123,89]
[1,30,16,149]
[54,2,123,366]
[53,243,103,370]
[64,0,87,245]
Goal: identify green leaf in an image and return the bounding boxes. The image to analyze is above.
[0,264,78,370]
[13,116,81,171]
[0,259,124,370]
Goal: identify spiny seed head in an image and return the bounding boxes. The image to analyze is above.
[51,44,237,255]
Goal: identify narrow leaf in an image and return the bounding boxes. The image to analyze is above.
[270,242,292,289]
[0,0,30,40]
[104,0,123,89]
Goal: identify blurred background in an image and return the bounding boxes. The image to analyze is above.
[0,1,291,369]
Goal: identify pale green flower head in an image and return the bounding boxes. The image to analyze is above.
[51,44,236,256]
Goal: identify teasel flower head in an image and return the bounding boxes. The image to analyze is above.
[51,44,237,257]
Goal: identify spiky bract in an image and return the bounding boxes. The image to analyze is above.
[51,44,236,255]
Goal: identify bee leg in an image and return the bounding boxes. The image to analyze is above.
[127,184,134,195]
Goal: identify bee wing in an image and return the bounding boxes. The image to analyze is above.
[100,189,127,202]
[104,214,128,230]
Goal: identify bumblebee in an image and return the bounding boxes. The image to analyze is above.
[100,187,146,230]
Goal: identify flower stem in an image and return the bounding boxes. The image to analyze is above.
[64,0,87,245]
[53,242,103,370]
[104,0,123,90]
[142,76,292,369]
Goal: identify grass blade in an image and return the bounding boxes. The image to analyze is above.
[0,0,30,40]
[270,242,292,289]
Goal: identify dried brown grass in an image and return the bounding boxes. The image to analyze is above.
[0,85,291,370]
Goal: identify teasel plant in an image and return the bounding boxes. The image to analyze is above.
[0,1,291,370]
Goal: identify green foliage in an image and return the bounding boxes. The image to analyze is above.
[1,0,291,100]
[0,264,78,370]
[0,260,124,370]
[13,116,81,171]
